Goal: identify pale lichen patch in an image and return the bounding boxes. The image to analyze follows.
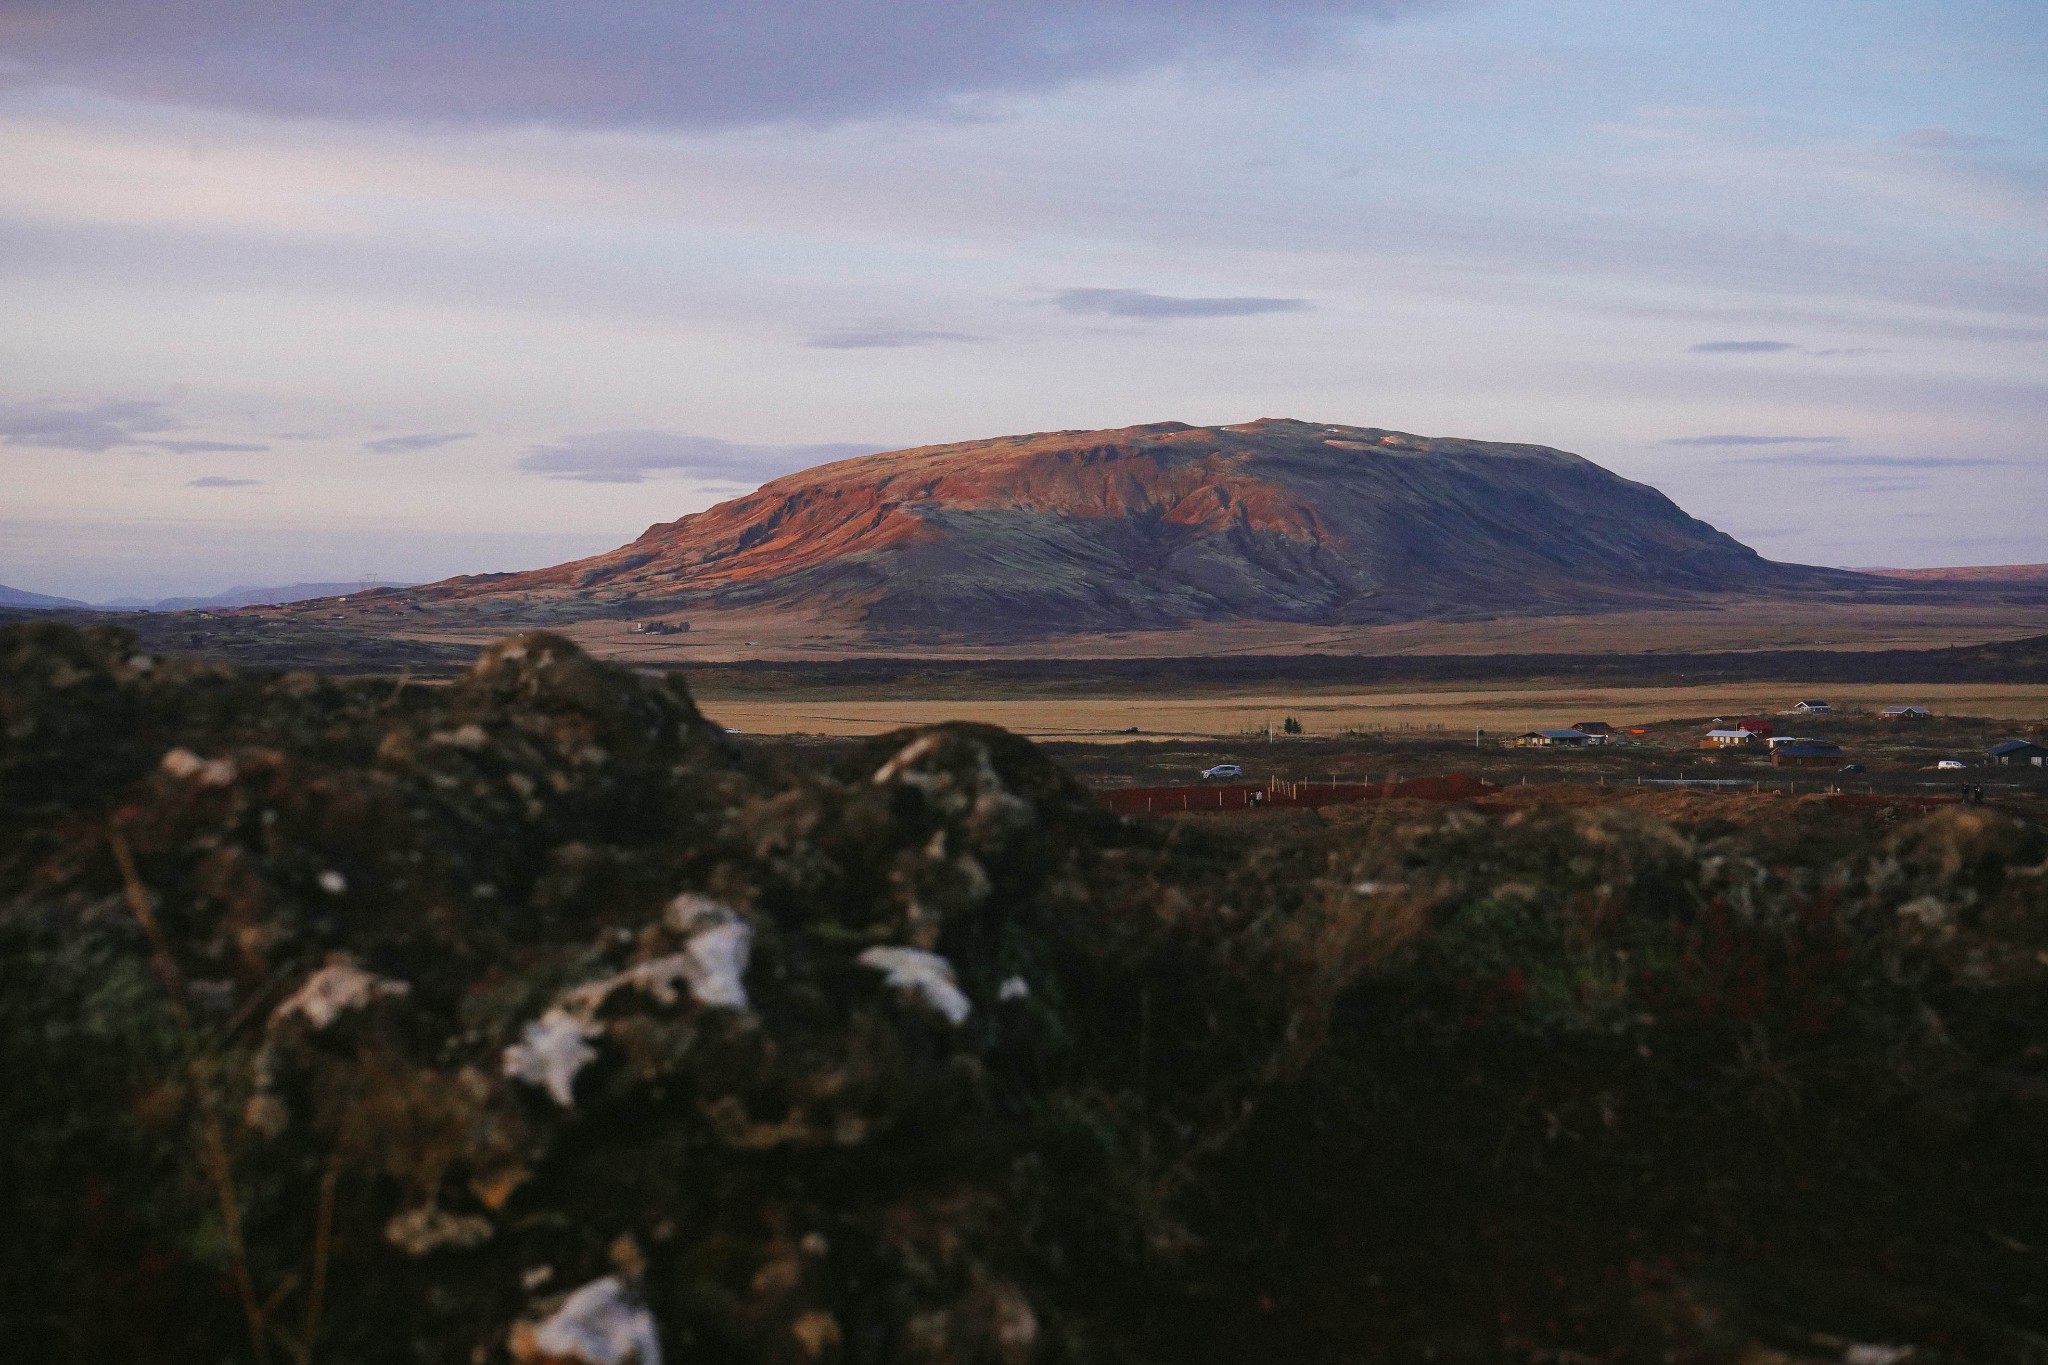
[512,1275,662,1365]
[503,1009,601,1107]
[384,1205,494,1257]
[271,954,409,1031]
[859,946,971,1025]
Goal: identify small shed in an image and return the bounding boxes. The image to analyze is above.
[1772,742,1846,768]
[1791,700,1833,714]
[1880,705,1932,721]
[1513,729,1594,748]
[1988,739,2048,767]
[1701,729,1759,749]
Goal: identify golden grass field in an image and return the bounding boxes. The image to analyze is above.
[694,681,2048,740]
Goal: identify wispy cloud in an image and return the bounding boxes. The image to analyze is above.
[0,398,274,454]
[365,431,476,454]
[1689,340,1800,354]
[186,476,261,488]
[1052,288,1309,319]
[1661,434,1847,447]
[806,329,983,350]
[1735,453,2009,469]
[519,431,888,484]
[1689,340,1883,358]
[0,399,178,452]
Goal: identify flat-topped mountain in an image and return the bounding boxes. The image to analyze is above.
[414,419,1858,638]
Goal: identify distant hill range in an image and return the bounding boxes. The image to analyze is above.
[1858,564,2048,583]
[410,419,1876,639]
[0,583,91,610]
[106,581,413,612]
[2,580,414,612]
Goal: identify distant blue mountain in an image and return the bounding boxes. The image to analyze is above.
[100,582,415,612]
[0,582,92,609]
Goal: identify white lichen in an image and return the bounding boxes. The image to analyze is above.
[859,946,971,1025]
[871,735,943,786]
[271,954,409,1031]
[525,1275,662,1365]
[430,722,490,749]
[552,897,754,1022]
[384,1205,494,1257]
[317,870,348,896]
[1897,895,1954,936]
[678,921,751,1008]
[660,894,753,1009]
[160,746,237,787]
[502,1009,601,1107]
[998,975,1030,1002]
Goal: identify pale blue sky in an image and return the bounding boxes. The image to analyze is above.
[1,0,2042,599]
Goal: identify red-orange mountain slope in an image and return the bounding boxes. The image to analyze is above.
[419,419,1861,638]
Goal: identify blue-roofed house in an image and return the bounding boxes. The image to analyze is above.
[1989,739,2048,767]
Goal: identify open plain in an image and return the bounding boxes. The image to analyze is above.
[693,680,2048,740]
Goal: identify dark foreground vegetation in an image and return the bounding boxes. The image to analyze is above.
[3,621,2046,1364]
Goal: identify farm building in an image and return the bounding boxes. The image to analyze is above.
[1701,729,1760,749]
[1772,742,1846,768]
[1767,735,1822,749]
[1880,705,1932,721]
[1790,700,1832,714]
[1736,719,1773,735]
[1512,729,1595,748]
[1571,720,1614,737]
[1988,739,2048,767]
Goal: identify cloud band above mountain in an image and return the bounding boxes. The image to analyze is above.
[0,399,179,452]
[519,431,888,484]
[1052,288,1309,319]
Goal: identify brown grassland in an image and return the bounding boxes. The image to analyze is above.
[693,682,2048,741]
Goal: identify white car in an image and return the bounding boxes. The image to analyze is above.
[1936,759,1966,770]
[1200,764,1244,780]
